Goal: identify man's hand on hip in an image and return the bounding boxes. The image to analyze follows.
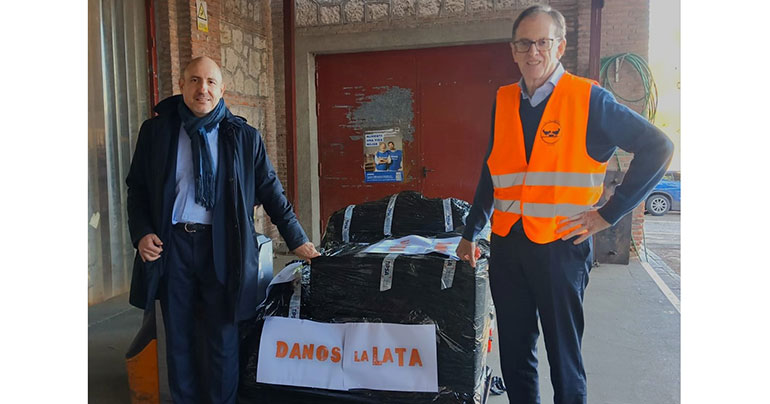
[557,210,611,245]
[456,238,481,268]
[291,242,321,262]
[138,233,163,262]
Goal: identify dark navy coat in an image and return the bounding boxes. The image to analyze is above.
[126,95,308,321]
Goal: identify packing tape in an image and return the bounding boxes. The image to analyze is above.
[441,259,457,290]
[443,198,453,232]
[288,274,303,319]
[383,193,398,236]
[342,204,355,242]
[380,253,399,292]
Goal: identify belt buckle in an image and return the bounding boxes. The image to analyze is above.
[183,223,197,233]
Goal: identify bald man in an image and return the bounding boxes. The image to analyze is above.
[126,56,319,403]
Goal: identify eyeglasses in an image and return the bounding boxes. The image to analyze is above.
[511,38,559,53]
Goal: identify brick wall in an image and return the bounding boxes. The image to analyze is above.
[155,0,193,98]
[155,0,284,244]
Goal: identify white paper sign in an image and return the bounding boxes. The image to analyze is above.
[257,318,438,392]
[343,322,438,392]
[257,317,346,390]
[363,235,461,260]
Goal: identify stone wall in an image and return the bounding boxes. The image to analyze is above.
[293,0,583,96]
[296,0,548,27]
[271,0,290,193]
[219,17,271,133]
[220,0,281,240]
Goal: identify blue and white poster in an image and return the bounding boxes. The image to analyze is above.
[363,129,404,183]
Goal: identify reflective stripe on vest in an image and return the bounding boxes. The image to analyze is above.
[491,172,526,188]
[494,200,595,218]
[487,72,607,244]
[491,171,605,188]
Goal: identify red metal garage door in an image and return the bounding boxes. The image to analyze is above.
[316,43,520,231]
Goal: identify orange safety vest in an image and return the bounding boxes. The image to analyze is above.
[487,72,607,244]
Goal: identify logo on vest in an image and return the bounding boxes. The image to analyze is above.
[540,121,562,145]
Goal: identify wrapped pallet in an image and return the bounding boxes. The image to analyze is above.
[239,238,492,404]
[320,191,473,249]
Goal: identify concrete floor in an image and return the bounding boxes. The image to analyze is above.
[88,291,144,403]
[483,259,680,404]
[89,255,680,404]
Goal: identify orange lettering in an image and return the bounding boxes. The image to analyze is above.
[360,350,369,362]
[331,347,342,363]
[289,343,301,359]
[382,348,394,364]
[395,347,406,366]
[317,345,329,361]
[409,348,423,367]
[373,347,382,366]
[302,344,314,360]
[276,341,288,358]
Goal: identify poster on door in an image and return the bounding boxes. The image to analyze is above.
[363,128,404,183]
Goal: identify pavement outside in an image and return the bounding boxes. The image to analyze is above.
[643,213,680,274]
[640,213,681,304]
[89,253,680,404]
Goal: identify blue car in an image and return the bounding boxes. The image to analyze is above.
[645,171,680,216]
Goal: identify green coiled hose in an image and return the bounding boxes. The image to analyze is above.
[599,53,659,261]
[599,53,658,123]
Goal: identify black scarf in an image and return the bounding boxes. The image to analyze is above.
[177,97,229,210]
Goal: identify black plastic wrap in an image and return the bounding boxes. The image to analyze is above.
[239,241,492,404]
[239,263,313,400]
[320,191,473,250]
[309,245,491,401]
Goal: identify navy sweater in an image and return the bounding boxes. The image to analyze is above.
[461,85,674,241]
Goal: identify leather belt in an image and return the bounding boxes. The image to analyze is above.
[174,222,212,233]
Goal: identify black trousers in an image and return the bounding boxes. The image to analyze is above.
[159,226,238,404]
[489,229,592,404]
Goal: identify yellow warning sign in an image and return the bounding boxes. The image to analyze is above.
[196,0,209,32]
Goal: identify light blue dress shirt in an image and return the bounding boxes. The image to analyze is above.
[171,124,219,225]
[519,62,565,107]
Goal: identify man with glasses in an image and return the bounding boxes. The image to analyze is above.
[456,5,673,404]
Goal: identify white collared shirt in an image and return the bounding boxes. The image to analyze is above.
[518,63,566,107]
[171,124,219,225]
